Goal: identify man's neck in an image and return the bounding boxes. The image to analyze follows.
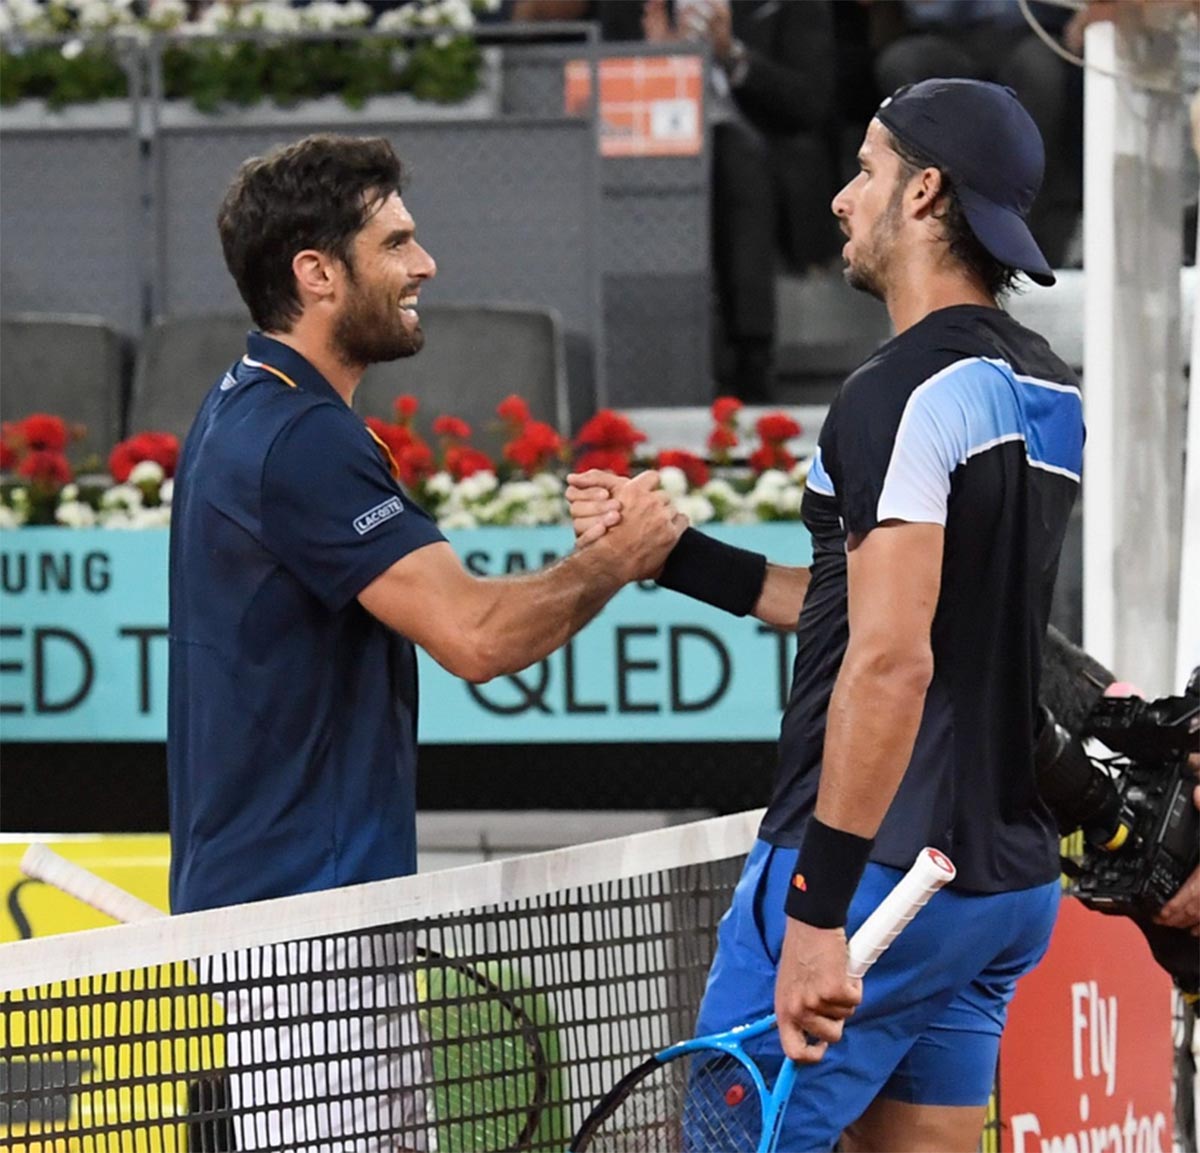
[262,324,362,406]
[884,260,997,335]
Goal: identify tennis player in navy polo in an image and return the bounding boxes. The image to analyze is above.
[167,134,682,1150]
[569,79,1085,1151]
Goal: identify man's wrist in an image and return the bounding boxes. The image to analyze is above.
[784,817,874,928]
[656,527,766,615]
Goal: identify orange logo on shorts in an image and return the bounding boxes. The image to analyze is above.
[792,874,807,892]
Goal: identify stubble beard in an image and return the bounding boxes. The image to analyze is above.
[843,185,906,302]
[333,279,424,368]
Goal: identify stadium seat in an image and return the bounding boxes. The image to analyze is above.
[355,303,570,438]
[0,313,126,454]
[128,313,253,441]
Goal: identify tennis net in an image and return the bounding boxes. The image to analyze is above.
[0,809,760,1152]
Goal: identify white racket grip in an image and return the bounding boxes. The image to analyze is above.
[20,842,166,925]
[846,847,956,979]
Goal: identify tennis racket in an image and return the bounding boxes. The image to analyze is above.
[568,845,957,1153]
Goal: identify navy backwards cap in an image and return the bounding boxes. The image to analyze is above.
[875,78,1055,287]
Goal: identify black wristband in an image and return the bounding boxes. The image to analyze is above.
[656,528,767,616]
[784,817,874,928]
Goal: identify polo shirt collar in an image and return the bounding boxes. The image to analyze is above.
[244,332,346,408]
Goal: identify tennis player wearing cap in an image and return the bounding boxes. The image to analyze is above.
[568,78,1083,1150]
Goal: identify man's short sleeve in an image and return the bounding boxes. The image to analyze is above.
[832,372,967,537]
[262,404,445,611]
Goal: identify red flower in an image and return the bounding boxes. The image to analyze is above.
[497,395,531,427]
[749,444,796,474]
[711,397,743,426]
[393,395,419,422]
[504,420,563,475]
[365,416,418,460]
[18,414,69,452]
[17,449,73,488]
[755,413,802,444]
[707,426,739,452]
[574,448,632,477]
[0,423,18,471]
[108,431,179,483]
[575,410,647,452]
[395,442,435,487]
[445,444,496,480]
[432,415,472,441]
[656,449,709,488]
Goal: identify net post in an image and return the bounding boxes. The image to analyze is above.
[1082,11,1188,693]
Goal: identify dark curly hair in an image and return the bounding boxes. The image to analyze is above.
[218,134,404,332]
[887,132,1022,299]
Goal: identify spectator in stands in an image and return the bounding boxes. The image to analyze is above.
[511,0,841,402]
[868,0,1081,267]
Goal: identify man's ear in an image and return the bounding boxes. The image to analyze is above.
[291,248,339,306]
[910,166,946,220]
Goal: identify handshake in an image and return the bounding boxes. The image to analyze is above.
[566,467,688,581]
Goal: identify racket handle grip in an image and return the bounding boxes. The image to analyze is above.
[846,847,955,979]
[20,842,166,925]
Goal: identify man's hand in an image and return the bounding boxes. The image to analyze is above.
[566,469,626,546]
[594,469,685,582]
[774,918,863,1063]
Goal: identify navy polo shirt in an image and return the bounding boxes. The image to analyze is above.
[760,306,1084,892]
[167,333,445,914]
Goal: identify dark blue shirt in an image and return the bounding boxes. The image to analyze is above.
[760,306,1084,892]
[167,333,445,913]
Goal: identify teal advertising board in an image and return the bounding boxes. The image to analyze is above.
[0,525,811,743]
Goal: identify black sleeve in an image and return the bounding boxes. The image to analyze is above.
[730,0,836,135]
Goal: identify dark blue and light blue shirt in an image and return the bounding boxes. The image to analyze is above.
[760,305,1084,892]
[167,333,445,914]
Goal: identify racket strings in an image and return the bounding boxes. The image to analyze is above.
[579,1051,763,1152]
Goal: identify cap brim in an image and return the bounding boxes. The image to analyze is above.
[958,186,1056,287]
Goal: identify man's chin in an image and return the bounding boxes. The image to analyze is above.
[844,264,884,302]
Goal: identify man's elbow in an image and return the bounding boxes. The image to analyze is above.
[843,640,934,699]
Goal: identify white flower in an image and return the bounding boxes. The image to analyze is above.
[130,506,172,528]
[438,509,479,530]
[532,472,564,496]
[424,471,455,498]
[301,1,370,30]
[789,459,811,484]
[774,486,804,515]
[128,459,165,486]
[61,483,79,501]
[4,0,44,32]
[60,37,85,59]
[0,504,23,528]
[0,7,13,35]
[101,483,143,511]
[375,7,417,32]
[457,471,499,501]
[496,479,538,506]
[9,487,29,508]
[159,478,174,505]
[657,466,689,499]
[55,500,97,527]
[700,478,738,503]
[752,468,790,494]
[673,493,715,524]
[146,0,188,29]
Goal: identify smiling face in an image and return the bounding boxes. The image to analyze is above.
[332,190,437,367]
[831,120,916,301]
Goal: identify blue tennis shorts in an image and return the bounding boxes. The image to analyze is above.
[692,839,1059,1152]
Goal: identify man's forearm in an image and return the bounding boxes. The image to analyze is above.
[815,647,933,837]
[461,545,630,681]
[754,564,810,630]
